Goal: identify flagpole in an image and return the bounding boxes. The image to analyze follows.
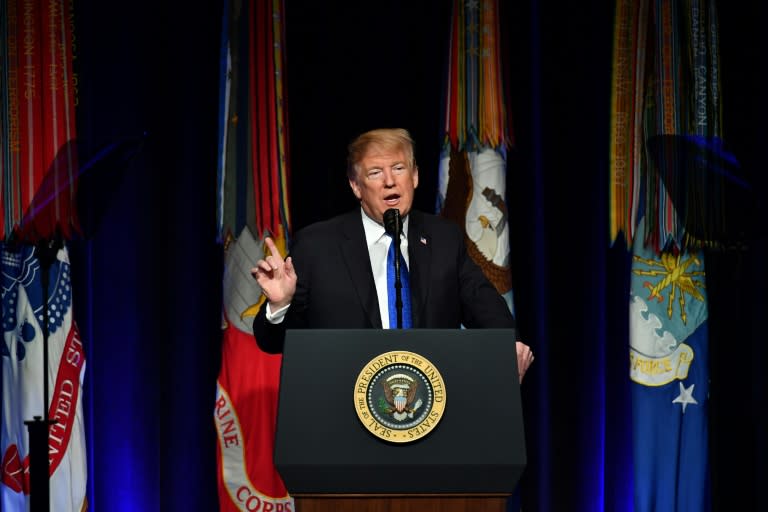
[24,236,62,512]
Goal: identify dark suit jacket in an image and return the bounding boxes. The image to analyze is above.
[253,209,515,353]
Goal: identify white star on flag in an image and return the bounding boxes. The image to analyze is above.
[672,382,698,413]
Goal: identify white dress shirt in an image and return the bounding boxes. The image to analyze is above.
[360,209,409,328]
[265,208,410,327]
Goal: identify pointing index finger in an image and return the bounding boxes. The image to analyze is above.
[264,236,282,260]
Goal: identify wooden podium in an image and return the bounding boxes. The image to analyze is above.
[274,329,526,512]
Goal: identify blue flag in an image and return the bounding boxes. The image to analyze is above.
[629,217,710,512]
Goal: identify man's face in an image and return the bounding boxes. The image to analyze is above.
[348,147,419,224]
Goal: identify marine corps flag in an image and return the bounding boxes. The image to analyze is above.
[214,0,293,510]
[215,228,291,510]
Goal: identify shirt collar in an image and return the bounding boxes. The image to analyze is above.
[360,208,409,247]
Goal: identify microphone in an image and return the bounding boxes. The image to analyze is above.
[383,208,401,239]
[383,208,404,328]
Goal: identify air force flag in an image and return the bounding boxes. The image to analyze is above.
[629,219,710,512]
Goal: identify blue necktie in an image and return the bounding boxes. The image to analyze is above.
[387,235,412,329]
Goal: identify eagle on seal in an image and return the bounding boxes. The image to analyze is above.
[382,373,419,414]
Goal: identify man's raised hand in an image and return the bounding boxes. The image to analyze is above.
[251,236,297,309]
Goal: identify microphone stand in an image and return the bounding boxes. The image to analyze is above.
[393,234,403,329]
[384,209,404,329]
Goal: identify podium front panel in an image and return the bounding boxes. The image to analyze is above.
[274,328,526,494]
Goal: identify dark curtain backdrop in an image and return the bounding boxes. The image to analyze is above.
[66,1,765,511]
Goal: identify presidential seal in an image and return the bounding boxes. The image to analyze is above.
[354,350,446,443]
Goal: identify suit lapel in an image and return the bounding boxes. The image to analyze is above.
[340,211,382,328]
[407,211,431,328]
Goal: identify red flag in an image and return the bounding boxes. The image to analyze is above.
[215,1,293,509]
[2,0,80,242]
[215,228,292,511]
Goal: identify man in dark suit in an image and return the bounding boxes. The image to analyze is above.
[252,128,533,380]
